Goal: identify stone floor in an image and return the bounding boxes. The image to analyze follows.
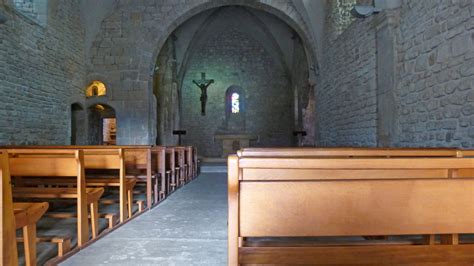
[61,172,228,266]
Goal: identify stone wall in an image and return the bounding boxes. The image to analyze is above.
[0,1,86,145]
[87,0,317,145]
[154,37,180,146]
[181,28,293,157]
[316,16,378,147]
[316,0,474,148]
[394,0,474,148]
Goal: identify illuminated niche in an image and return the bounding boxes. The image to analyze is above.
[86,81,107,97]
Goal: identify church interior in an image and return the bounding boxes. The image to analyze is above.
[1,0,474,265]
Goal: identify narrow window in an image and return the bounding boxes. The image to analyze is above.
[231,93,240,114]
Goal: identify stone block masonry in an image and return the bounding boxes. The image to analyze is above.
[181,28,293,157]
[317,16,377,147]
[316,0,474,148]
[0,1,86,145]
[395,0,474,148]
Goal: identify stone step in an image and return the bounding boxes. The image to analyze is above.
[200,162,228,173]
[200,165,227,173]
[200,157,227,163]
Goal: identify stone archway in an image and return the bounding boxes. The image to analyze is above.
[88,0,319,144]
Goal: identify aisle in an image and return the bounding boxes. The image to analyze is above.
[61,173,228,266]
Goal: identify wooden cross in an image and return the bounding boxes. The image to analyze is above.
[192,72,214,116]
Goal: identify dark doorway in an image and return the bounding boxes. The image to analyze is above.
[88,104,117,145]
[71,103,85,145]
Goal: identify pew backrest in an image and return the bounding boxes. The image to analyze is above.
[228,154,474,264]
[6,149,89,246]
[239,147,459,157]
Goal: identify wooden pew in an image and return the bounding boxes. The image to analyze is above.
[192,147,198,178]
[228,153,474,265]
[184,146,193,183]
[7,149,103,247]
[240,147,462,243]
[5,145,162,210]
[2,150,49,266]
[152,147,167,201]
[124,147,159,208]
[173,147,187,187]
[15,148,132,224]
[240,147,458,157]
[165,147,177,193]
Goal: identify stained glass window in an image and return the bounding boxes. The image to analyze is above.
[231,93,240,113]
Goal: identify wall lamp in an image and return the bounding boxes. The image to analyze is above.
[350,5,382,18]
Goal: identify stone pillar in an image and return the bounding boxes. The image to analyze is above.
[374,9,400,147]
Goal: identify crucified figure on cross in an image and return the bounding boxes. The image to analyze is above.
[192,72,214,116]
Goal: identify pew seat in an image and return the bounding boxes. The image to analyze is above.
[13,202,49,266]
[13,187,104,239]
[19,177,137,219]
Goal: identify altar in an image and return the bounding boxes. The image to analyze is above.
[214,134,258,157]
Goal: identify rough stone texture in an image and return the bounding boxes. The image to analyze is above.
[316,0,474,148]
[154,37,180,146]
[0,1,86,145]
[326,0,356,42]
[394,0,474,148]
[151,6,310,155]
[181,25,293,157]
[88,0,318,145]
[316,16,378,147]
[61,173,228,266]
[3,0,473,149]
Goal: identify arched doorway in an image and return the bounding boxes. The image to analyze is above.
[71,103,85,145]
[88,104,116,145]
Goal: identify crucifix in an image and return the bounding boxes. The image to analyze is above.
[192,72,214,116]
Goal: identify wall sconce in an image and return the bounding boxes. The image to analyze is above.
[350,5,382,18]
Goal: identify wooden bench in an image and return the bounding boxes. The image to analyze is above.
[165,147,177,192]
[7,149,103,247]
[2,150,51,266]
[123,147,156,209]
[173,147,187,187]
[6,146,145,222]
[240,147,459,157]
[228,153,474,265]
[152,147,167,201]
[7,145,166,210]
[192,146,198,178]
[240,147,464,243]
[184,146,194,182]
